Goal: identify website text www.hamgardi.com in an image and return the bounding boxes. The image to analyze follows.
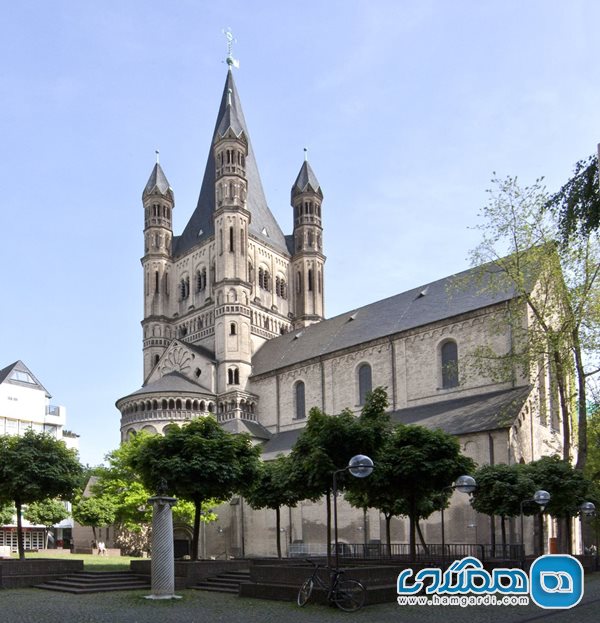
[397,594,530,607]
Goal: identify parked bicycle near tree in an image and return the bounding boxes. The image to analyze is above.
[297,559,366,612]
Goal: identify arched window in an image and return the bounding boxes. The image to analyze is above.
[230,322,237,335]
[358,363,372,406]
[295,381,306,420]
[308,269,313,292]
[441,341,459,389]
[153,354,159,367]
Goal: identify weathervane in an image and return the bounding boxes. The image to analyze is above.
[223,28,240,69]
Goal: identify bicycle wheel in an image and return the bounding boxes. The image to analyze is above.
[297,578,314,607]
[333,579,366,612]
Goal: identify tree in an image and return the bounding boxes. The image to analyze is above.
[546,154,600,243]
[24,499,69,548]
[288,388,390,563]
[370,424,475,561]
[0,430,83,559]
[525,455,594,554]
[0,502,15,525]
[470,464,536,553]
[468,175,600,468]
[71,495,116,544]
[129,417,262,560]
[245,455,299,558]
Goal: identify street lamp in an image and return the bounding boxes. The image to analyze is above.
[578,501,596,557]
[520,490,550,568]
[332,454,374,570]
[440,475,477,563]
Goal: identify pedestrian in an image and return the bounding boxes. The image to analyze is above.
[98,540,106,556]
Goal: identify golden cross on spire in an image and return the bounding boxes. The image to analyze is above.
[223,28,240,69]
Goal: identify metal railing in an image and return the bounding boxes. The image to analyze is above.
[289,542,523,562]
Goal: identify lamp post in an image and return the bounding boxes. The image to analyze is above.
[520,490,550,568]
[332,454,374,570]
[578,501,596,556]
[440,475,477,563]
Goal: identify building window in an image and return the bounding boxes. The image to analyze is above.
[230,322,237,335]
[229,227,234,252]
[441,340,459,389]
[295,381,306,420]
[358,363,372,406]
[197,267,207,291]
[227,367,240,385]
[308,269,313,292]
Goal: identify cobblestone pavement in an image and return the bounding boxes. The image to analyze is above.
[1,575,599,623]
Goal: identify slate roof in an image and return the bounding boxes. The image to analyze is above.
[0,360,50,397]
[117,372,214,403]
[292,160,322,197]
[260,386,531,459]
[251,262,522,377]
[221,418,272,441]
[174,69,288,257]
[390,386,532,436]
[143,163,173,200]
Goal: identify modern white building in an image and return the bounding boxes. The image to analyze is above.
[0,360,79,551]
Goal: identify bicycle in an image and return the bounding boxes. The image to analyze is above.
[297,559,366,612]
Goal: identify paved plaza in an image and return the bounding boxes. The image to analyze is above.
[1,574,600,623]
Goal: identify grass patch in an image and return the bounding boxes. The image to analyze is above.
[22,552,143,572]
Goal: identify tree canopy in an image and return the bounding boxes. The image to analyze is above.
[129,417,262,559]
[0,430,83,559]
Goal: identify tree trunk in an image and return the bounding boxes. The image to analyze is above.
[501,515,507,554]
[192,499,202,560]
[326,490,331,567]
[552,349,571,462]
[573,329,587,470]
[16,499,25,560]
[409,497,417,562]
[490,515,496,554]
[385,513,392,557]
[416,520,429,554]
[276,506,281,559]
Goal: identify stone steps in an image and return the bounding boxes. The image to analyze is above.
[36,571,150,594]
[193,569,251,595]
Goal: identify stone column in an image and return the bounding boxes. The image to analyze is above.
[145,495,181,600]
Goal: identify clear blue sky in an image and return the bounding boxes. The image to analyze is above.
[2,1,599,466]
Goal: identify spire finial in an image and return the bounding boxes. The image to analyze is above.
[155,149,160,165]
[304,147,308,162]
[223,28,240,69]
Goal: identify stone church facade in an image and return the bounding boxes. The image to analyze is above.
[116,67,565,557]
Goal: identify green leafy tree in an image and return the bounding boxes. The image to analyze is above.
[375,424,475,561]
[24,498,69,548]
[71,495,116,544]
[129,417,262,560]
[467,174,600,468]
[288,389,389,562]
[0,430,83,559]
[0,502,15,525]
[546,154,599,243]
[245,455,299,558]
[470,464,536,553]
[525,455,594,554]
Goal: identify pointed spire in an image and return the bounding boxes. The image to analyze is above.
[214,70,246,140]
[176,69,288,256]
[143,161,174,201]
[292,157,323,198]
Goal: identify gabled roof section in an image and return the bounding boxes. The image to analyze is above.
[292,160,322,198]
[0,360,50,397]
[174,69,288,257]
[118,372,214,402]
[259,386,532,458]
[251,262,524,377]
[143,163,173,201]
[390,386,532,436]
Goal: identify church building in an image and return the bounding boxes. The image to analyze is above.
[116,60,565,557]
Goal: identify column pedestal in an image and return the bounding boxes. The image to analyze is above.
[145,494,181,600]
